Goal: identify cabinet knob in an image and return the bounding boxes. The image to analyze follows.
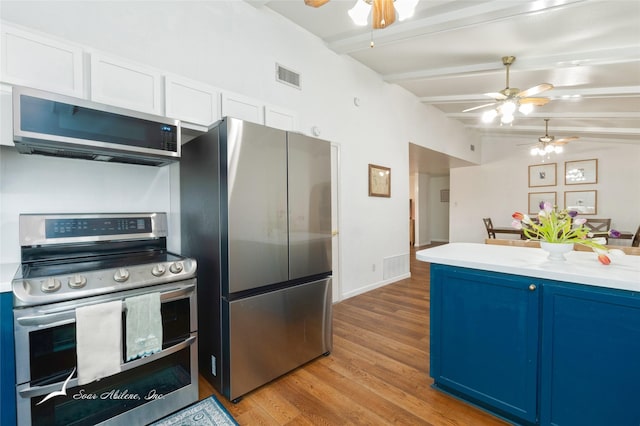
[529,284,537,291]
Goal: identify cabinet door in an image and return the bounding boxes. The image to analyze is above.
[165,75,221,127]
[541,283,640,426]
[90,53,162,115]
[0,23,83,97]
[265,104,296,131]
[0,292,16,425]
[221,92,264,124]
[430,265,539,424]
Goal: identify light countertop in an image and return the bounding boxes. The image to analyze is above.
[416,243,640,293]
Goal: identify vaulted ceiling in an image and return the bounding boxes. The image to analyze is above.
[251,0,639,172]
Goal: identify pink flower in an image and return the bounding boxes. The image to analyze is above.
[512,220,523,230]
[574,218,587,225]
[512,212,524,221]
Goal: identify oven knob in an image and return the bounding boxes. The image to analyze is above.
[42,277,61,293]
[169,262,183,274]
[114,268,130,283]
[151,264,166,277]
[68,274,87,289]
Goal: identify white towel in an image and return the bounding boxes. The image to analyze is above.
[125,292,162,361]
[76,300,123,386]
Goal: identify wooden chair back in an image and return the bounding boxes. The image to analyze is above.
[584,218,611,232]
[632,225,640,248]
[483,218,495,239]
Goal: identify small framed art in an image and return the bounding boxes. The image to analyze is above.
[565,159,597,185]
[528,163,557,187]
[528,191,557,215]
[565,190,597,215]
[368,164,391,197]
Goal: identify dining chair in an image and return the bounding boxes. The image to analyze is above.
[483,218,496,239]
[632,225,640,248]
[585,218,611,243]
[584,218,611,232]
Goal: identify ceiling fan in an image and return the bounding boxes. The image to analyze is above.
[528,119,579,156]
[463,56,554,124]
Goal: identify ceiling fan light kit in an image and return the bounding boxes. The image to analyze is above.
[467,56,554,125]
[529,118,578,157]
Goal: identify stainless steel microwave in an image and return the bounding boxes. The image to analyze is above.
[12,86,181,166]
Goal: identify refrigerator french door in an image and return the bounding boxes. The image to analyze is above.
[180,117,332,402]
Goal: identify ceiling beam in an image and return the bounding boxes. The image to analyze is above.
[420,86,640,104]
[327,0,587,54]
[384,47,640,84]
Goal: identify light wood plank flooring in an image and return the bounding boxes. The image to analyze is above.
[198,245,507,425]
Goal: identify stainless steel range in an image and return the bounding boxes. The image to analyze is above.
[12,213,198,426]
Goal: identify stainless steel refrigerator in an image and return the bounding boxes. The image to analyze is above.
[180,117,332,402]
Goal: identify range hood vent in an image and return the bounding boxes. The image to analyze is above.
[15,142,172,167]
[276,63,301,90]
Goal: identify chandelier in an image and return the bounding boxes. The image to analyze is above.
[348,0,419,29]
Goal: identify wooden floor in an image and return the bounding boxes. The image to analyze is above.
[198,244,507,425]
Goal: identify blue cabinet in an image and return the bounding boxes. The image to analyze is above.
[540,282,640,426]
[0,291,16,425]
[430,264,640,426]
[430,264,540,424]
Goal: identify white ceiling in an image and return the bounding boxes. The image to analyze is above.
[251,0,640,174]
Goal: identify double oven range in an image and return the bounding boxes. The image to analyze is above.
[12,213,198,426]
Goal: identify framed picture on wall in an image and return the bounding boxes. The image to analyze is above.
[565,159,598,185]
[565,190,597,215]
[368,164,391,197]
[528,191,557,215]
[528,163,557,187]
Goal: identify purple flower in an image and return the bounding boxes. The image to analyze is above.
[567,210,578,218]
[609,229,621,238]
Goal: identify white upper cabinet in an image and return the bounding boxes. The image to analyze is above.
[0,22,83,97]
[265,105,297,132]
[90,52,162,115]
[221,92,264,125]
[165,75,221,128]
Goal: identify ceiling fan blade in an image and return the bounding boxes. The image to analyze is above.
[554,136,579,145]
[484,92,508,100]
[462,102,497,113]
[517,83,553,98]
[372,0,396,28]
[304,0,330,7]
[520,97,550,106]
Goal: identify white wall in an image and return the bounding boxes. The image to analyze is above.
[428,176,450,242]
[0,1,480,299]
[450,135,640,245]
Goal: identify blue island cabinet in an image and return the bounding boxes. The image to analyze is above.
[540,282,640,426]
[430,263,640,426]
[1,291,16,425]
[430,264,540,425]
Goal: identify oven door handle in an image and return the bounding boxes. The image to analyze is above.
[15,284,195,327]
[18,335,197,399]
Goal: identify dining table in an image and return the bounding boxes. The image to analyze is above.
[491,227,524,238]
[591,230,634,240]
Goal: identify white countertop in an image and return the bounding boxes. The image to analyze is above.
[1,262,19,293]
[416,243,640,293]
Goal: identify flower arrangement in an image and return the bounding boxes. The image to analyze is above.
[512,201,622,265]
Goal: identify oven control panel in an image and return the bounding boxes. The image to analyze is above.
[12,258,197,307]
